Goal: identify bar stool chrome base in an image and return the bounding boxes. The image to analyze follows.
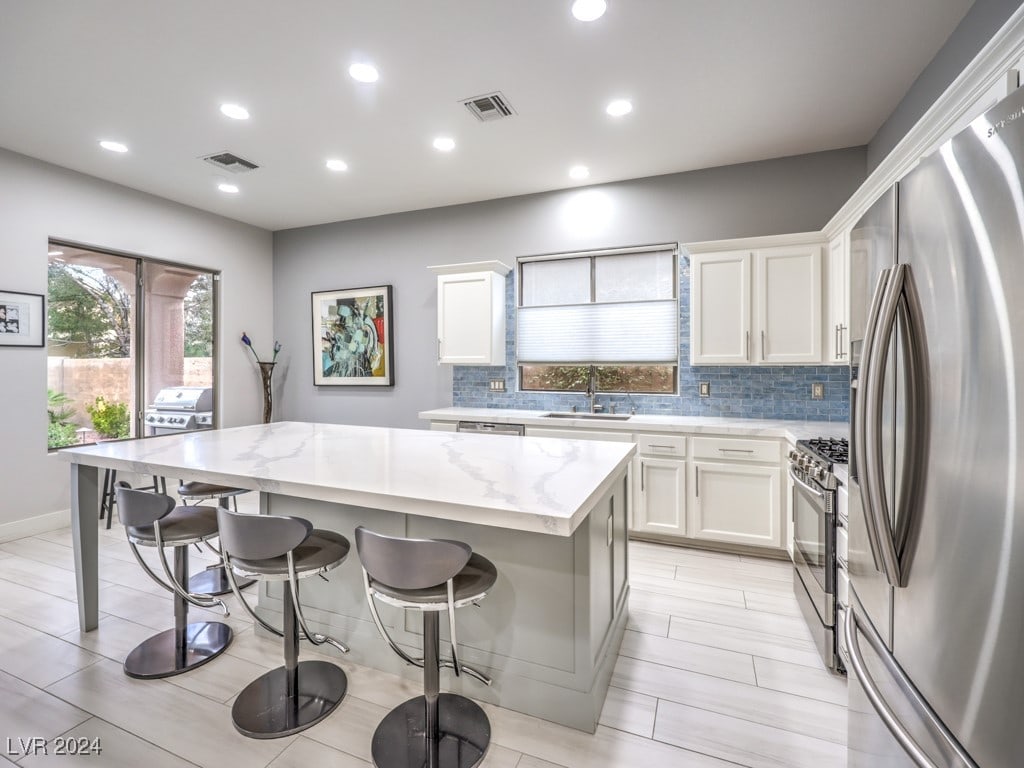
[123,621,232,679]
[231,660,347,739]
[187,564,254,596]
[372,693,490,768]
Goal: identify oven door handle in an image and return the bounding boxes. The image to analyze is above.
[787,467,826,500]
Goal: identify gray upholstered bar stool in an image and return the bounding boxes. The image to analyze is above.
[177,481,254,595]
[114,484,233,678]
[355,526,497,768]
[217,507,350,739]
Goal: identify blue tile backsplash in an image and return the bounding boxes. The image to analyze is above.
[452,256,849,422]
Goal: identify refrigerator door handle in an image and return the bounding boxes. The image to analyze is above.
[863,264,907,587]
[854,267,892,573]
[845,601,978,768]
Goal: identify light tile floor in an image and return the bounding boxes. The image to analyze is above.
[0,523,847,767]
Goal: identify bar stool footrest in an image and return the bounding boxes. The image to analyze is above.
[123,621,232,679]
[188,565,255,596]
[231,660,347,739]
[372,693,490,768]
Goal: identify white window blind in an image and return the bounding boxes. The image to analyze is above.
[517,245,677,364]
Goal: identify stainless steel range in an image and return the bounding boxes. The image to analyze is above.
[144,386,214,435]
[789,437,848,673]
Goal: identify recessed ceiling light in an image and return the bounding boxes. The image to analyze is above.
[325,158,349,172]
[48,249,64,256]
[569,165,590,180]
[349,62,379,83]
[433,137,456,152]
[606,99,633,117]
[220,103,250,120]
[218,183,239,194]
[99,140,128,153]
[572,0,607,22]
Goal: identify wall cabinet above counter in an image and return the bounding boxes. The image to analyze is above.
[688,235,824,365]
[429,260,510,366]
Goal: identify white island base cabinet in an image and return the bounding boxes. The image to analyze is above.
[689,462,782,549]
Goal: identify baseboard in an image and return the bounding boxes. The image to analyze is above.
[0,509,69,543]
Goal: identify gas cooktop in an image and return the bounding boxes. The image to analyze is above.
[798,437,849,465]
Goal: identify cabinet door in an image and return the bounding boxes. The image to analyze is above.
[437,272,504,365]
[689,251,751,365]
[827,233,849,363]
[689,461,782,548]
[755,245,822,364]
[634,456,686,535]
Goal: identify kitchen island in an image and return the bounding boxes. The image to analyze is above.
[60,421,635,731]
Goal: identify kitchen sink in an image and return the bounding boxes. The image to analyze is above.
[542,412,632,421]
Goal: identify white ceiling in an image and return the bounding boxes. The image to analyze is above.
[0,0,974,231]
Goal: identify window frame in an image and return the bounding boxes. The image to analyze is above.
[46,238,220,449]
[515,243,679,395]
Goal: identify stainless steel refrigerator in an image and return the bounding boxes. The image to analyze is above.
[845,85,1024,767]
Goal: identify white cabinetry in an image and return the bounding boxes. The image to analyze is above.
[689,240,823,365]
[826,231,850,363]
[689,251,751,364]
[429,261,510,366]
[632,434,686,536]
[688,437,783,549]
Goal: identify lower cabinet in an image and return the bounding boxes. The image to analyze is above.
[688,461,782,549]
[633,456,686,536]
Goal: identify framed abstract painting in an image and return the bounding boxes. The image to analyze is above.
[311,285,394,386]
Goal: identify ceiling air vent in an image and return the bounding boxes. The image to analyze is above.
[462,91,515,122]
[201,151,260,174]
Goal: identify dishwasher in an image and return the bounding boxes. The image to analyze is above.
[456,421,525,436]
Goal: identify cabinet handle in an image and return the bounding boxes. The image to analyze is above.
[648,444,676,450]
[745,331,750,361]
[437,338,442,360]
[695,469,699,498]
[718,448,755,453]
[761,330,766,360]
[640,461,645,492]
[837,324,847,359]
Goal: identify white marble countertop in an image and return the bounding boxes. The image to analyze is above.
[420,407,849,444]
[59,421,634,536]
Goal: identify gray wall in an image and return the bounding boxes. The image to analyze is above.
[272,147,865,429]
[0,148,273,534]
[868,0,1021,171]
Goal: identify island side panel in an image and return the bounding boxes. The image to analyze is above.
[70,463,100,631]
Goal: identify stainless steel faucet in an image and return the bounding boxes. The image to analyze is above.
[585,366,603,413]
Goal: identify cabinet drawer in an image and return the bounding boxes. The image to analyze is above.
[636,433,686,457]
[692,436,778,463]
[524,427,633,443]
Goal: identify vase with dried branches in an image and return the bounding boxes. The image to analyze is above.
[241,332,281,424]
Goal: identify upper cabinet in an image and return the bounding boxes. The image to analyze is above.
[826,230,850,363]
[429,261,511,366]
[690,240,823,366]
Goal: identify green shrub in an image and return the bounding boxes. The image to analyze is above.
[48,421,78,449]
[47,389,75,425]
[86,396,130,439]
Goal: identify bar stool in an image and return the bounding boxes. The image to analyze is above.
[100,470,166,529]
[177,481,254,595]
[217,507,350,739]
[355,526,496,768]
[115,484,233,678]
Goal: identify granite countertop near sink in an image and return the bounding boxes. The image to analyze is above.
[419,407,849,445]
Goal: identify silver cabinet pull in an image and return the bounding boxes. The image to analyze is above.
[437,338,442,360]
[695,468,699,498]
[761,329,766,360]
[640,461,645,492]
[718,447,754,453]
[648,444,676,450]
[745,330,750,361]
[837,324,847,359]
[845,601,976,768]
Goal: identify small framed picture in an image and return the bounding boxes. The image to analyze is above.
[0,290,44,347]
[311,285,394,386]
